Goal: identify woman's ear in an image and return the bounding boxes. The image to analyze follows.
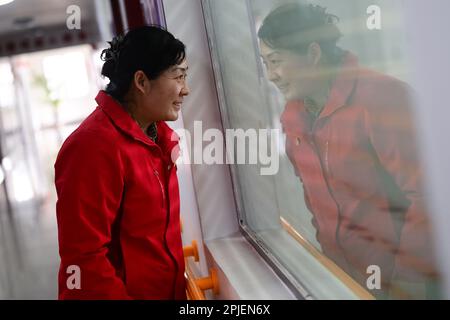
[133,70,149,94]
[307,42,322,66]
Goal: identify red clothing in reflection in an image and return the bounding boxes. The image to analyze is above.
[281,53,436,291]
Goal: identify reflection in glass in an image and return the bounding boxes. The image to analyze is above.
[203,0,443,299]
[257,1,440,299]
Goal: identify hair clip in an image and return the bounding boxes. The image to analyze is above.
[101,34,125,62]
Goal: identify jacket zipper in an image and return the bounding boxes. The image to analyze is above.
[309,127,343,252]
[135,137,180,297]
[325,141,330,176]
[154,169,166,208]
[160,166,180,297]
[155,166,180,297]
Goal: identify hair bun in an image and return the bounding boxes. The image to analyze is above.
[100,35,125,79]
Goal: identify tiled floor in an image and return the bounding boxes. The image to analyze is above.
[0,191,59,299]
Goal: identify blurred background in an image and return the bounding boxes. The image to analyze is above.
[0,0,145,299]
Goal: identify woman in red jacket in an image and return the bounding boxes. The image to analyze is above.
[258,3,440,299]
[55,26,189,299]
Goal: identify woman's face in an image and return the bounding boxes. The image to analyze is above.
[260,41,319,101]
[140,59,190,122]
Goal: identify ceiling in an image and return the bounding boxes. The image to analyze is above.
[0,0,96,36]
[0,0,113,57]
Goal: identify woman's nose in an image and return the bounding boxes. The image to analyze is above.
[267,67,280,83]
[181,83,190,96]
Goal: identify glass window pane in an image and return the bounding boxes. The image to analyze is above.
[203,0,442,299]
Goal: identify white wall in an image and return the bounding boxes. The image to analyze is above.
[403,0,450,299]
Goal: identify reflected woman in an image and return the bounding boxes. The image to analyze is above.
[258,2,439,299]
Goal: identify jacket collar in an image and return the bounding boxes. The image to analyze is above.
[95,90,179,156]
[283,51,359,123]
[280,52,358,135]
[320,51,359,119]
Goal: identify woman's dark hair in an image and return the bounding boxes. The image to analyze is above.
[101,25,186,101]
[258,2,344,65]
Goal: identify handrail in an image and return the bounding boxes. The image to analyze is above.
[280,216,375,300]
[185,262,206,300]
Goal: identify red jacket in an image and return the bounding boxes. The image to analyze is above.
[55,91,185,299]
[281,53,437,291]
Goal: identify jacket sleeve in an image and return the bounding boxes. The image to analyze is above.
[55,130,131,299]
[365,80,438,285]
